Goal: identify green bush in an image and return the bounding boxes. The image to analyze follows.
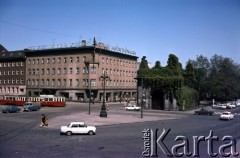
[175,86,199,110]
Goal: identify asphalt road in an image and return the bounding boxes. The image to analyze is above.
[0,102,240,158]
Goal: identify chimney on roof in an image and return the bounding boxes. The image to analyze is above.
[81,40,86,46]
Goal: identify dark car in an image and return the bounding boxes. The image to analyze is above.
[23,102,41,112]
[2,106,21,113]
[194,108,213,116]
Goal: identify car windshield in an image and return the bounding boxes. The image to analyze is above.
[222,112,229,115]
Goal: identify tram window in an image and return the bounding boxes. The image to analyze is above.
[49,98,53,101]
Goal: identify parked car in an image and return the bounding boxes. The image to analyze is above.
[220,111,234,120]
[2,106,21,113]
[226,103,236,109]
[125,104,141,111]
[23,102,41,112]
[218,104,227,109]
[194,108,213,116]
[60,122,96,136]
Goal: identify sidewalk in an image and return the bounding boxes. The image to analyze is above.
[48,111,184,129]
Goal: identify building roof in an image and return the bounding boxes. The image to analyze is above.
[0,44,8,53]
[0,45,25,61]
[25,46,138,60]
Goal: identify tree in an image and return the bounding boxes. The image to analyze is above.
[183,61,196,88]
[209,55,240,100]
[190,55,211,100]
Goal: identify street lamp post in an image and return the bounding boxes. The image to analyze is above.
[86,37,98,115]
[100,71,109,117]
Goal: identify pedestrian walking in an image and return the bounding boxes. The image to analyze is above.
[40,114,46,126]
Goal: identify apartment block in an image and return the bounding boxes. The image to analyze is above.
[0,45,26,96]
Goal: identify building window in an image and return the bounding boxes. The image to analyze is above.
[63,79,66,86]
[20,71,24,75]
[47,69,50,75]
[28,69,31,75]
[36,59,39,64]
[41,69,44,75]
[83,67,88,74]
[52,68,55,75]
[70,57,73,63]
[36,79,39,86]
[76,68,80,74]
[52,79,55,86]
[83,79,88,87]
[20,79,24,84]
[58,68,61,75]
[63,68,67,74]
[46,79,49,86]
[47,58,50,64]
[64,57,67,63]
[83,56,86,62]
[32,69,35,75]
[52,58,55,64]
[41,59,44,64]
[91,79,96,87]
[75,79,79,87]
[90,66,96,73]
[32,79,35,86]
[69,79,72,87]
[69,68,73,74]
[58,58,61,63]
[36,69,39,75]
[32,59,35,64]
[28,60,31,65]
[76,57,80,62]
[57,79,61,86]
[27,79,30,85]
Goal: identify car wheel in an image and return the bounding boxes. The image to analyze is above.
[66,131,72,136]
[88,131,94,135]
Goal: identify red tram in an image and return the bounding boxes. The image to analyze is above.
[0,95,66,107]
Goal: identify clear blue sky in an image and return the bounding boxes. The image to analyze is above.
[0,0,239,67]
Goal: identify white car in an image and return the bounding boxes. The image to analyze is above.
[125,104,141,111]
[218,104,227,109]
[226,103,236,109]
[220,112,234,120]
[60,122,96,136]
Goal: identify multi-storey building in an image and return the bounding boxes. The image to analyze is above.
[0,45,26,96]
[25,41,138,102]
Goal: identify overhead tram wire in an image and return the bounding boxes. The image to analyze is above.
[0,19,79,38]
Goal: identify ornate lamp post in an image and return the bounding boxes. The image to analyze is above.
[100,71,110,117]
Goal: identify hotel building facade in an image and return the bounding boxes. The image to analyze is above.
[24,41,138,102]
